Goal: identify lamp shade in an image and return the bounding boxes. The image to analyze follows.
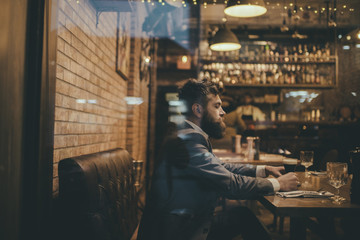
[224,0,267,18]
[210,27,241,51]
[164,0,183,8]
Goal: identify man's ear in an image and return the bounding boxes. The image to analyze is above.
[192,103,203,119]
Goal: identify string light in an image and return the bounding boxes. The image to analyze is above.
[136,0,357,17]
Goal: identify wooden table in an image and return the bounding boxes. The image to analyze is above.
[213,149,287,166]
[258,172,360,239]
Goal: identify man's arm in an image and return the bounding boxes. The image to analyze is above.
[184,133,275,198]
[221,162,257,177]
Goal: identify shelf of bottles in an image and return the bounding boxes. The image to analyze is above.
[199,42,338,88]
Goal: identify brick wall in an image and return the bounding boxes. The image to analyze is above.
[53,0,151,196]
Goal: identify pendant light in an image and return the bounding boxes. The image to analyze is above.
[209,26,241,51]
[224,0,267,18]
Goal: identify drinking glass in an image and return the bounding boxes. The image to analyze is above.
[300,151,314,178]
[327,162,348,204]
[283,158,298,173]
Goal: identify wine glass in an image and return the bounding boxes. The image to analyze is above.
[327,162,348,204]
[300,151,314,178]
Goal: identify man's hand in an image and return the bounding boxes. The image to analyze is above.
[265,166,285,177]
[277,172,299,191]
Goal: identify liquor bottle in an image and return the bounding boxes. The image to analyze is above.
[274,69,279,84]
[290,72,296,84]
[304,44,310,62]
[309,65,315,84]
[260,45,265,61]
[284,47,289,62]
[265,44,270,61]
[244,45,249,61]
[255,48,260,61]
[293,46,298,62]
[275,46,280,62]
[304,67,310,84]
[310,45,316,61]
[301,66,306,84]
[298,44,303,55]
[254,71,261,84]
[260,71,266,84]
[316,45,322,61]
[325,43,331,61]
[315,69,320,84]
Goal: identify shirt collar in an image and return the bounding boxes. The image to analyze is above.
[185,119,209,139]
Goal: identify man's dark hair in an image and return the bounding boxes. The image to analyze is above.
[243,92,253,99]
[178,78,219,116]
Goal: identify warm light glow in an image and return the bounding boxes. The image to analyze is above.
[346,35,351,40]
[125,97,144,105]
[224,5,267,18]
[357,32,360,39]
[181,55,188,63]
[76,99,86,104]
[210,42,241,51]
[248,34,260,39]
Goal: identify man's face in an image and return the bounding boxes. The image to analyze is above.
[244,95,252,105]
[201,94,226,139]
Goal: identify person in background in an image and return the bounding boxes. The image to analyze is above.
[209,94,246,149]
[229,92,265,138]
[137,78,298,240]
[223,109,247,135]
[235,92,266,124]
[339,105,352,122]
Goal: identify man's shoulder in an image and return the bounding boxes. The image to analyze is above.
[177,124,207,142]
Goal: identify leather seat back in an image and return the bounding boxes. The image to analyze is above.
[58,148,138,240]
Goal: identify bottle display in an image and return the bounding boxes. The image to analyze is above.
[199,42,337,88]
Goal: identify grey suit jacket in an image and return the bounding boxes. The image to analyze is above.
[138,121,274,240]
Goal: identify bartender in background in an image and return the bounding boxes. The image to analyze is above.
[235,93,265,133]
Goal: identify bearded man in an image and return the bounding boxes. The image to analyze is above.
[137,78,298,240]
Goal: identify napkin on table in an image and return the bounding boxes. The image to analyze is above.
[276,190,334,198]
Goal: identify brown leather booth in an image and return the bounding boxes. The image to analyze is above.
[58,148,139,240]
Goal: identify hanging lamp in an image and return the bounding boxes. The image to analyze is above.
[224,0,267,18]
[209,26,241,51]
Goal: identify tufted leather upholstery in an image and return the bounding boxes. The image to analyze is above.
[58,148,139,240]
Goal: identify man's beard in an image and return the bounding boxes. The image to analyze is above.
[201,111,226,139]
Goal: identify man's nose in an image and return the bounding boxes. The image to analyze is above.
[220,107,225,116]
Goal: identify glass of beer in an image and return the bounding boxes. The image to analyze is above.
[283,158,298,172]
